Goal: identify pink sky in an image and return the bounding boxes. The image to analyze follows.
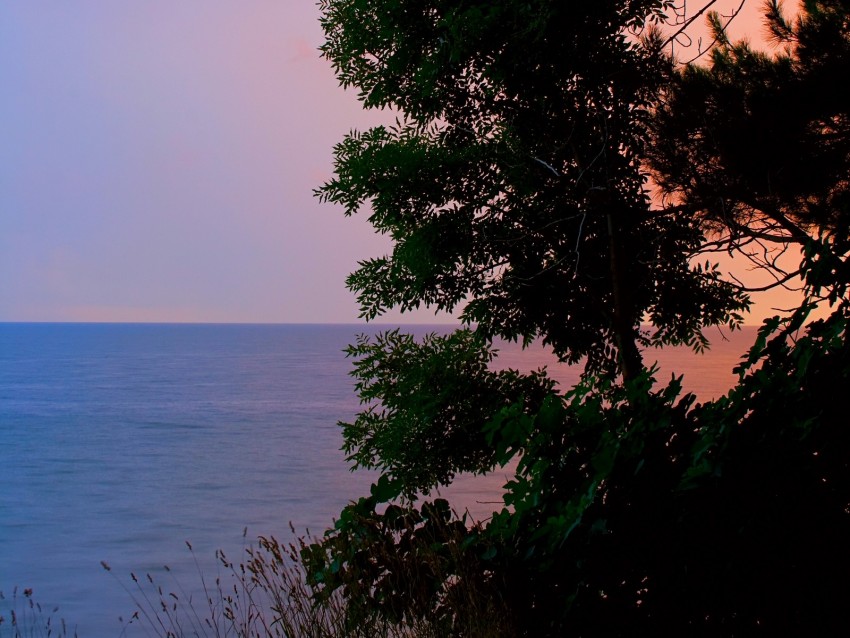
[0,1,811,325]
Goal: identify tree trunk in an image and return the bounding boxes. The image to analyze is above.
[607,211,643,383]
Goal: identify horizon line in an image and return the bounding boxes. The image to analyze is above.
[0,320,768,328]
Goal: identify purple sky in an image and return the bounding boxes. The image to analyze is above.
[0,1,417,323]
[0,1,807,324]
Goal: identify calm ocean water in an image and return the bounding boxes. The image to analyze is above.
[0,323,756,636]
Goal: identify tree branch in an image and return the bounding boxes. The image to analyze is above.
[662,0,723,50]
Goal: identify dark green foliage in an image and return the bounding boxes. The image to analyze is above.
[317,0,748,376]
[311,298,850,635]
[341,329,554,496]
[309,1,850,635]
[302,497,513,636]
[482,286,850,635]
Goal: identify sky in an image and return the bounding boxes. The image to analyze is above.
[0,1,808,324]
[1,0,406,323]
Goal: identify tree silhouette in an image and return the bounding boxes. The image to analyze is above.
[305,1,850,635]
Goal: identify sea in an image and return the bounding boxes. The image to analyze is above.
[0,322,757,636]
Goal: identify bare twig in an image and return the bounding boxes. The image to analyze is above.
[662,0,723,50]
[679,0,748,65]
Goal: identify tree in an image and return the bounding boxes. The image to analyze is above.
[304,1,850,635]
[648,0,850,292]
[317,0,748,382]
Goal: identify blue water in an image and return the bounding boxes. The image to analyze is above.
[0,323,756,636]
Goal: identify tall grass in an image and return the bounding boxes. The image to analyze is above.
[100,524,514,638]
[0,587,75,638]
[5,520,512,637]
[101,531,350,638]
